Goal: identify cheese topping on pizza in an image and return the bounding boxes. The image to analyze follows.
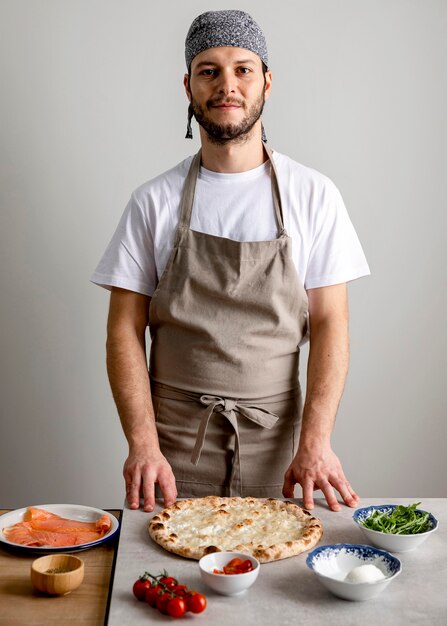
[165,503,305,547]
[148,496,323,563]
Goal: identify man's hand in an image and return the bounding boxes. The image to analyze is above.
[285,284,359,512]
[282,442,359,512]
[124,445,177,512]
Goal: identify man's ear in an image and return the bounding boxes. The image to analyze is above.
[183,74,191,102]
[264,70,272,101]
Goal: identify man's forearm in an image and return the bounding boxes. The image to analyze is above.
[106,326,159,451]
[299,315,349,448]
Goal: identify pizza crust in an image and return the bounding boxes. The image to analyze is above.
[148,496,323,563]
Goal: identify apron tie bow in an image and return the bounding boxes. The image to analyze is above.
[224,398,237,412]
[191,395,279,495]
[200,395,237,413]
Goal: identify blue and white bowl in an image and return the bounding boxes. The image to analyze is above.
[306,544,402,601]
[353,504,439,553]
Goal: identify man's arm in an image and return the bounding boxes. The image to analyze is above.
[106,287,177,511]
[282,283,359,511]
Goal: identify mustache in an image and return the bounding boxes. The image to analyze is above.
[207,97,244,107]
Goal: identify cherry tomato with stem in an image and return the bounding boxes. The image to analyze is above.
[145,585,163,608]
[160,575,177,588]
[173,584,188,596]
[156,592,171,614]
[132,577,152,601]
[167,597,187,618]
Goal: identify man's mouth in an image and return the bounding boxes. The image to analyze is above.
[209,100,243,110]
[214,105,240,110]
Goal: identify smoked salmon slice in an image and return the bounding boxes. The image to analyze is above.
[3,507,112,547]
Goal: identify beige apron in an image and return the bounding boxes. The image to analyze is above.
[149,145,308,497]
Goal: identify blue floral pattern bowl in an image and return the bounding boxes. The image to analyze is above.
[353,504,439,553]
[306,543,402,601]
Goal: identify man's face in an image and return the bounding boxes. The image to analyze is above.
[184,47,272,144]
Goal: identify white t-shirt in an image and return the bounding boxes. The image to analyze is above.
[91,150,370,296]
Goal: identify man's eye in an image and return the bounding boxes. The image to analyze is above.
[201,69,216,76]
[238,67,251,74]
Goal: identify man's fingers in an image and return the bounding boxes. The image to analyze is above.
[141,464,177,512]
[337,480,360,507]
[319,480,341,512]
[282,471,295,498]
[158,470,178,508]
[302,478,315,510]
[142,472,156,512]
[347,480,359,502]
[125,470,141,510]
[124,451,177,511]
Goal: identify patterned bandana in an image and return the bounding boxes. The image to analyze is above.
[185,10,268,70]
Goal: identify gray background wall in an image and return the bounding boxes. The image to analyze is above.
[1,0,445,508]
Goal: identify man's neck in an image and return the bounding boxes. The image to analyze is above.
[199,125,267,173]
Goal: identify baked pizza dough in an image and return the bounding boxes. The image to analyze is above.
[148,496,323,563]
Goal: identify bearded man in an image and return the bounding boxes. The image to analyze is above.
[91,10,370,513]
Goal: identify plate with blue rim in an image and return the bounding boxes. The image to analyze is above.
[0,504,120,554]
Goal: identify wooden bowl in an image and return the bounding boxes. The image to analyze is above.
[31,554,84,595]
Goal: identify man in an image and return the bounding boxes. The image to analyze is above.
[91,10,370,514]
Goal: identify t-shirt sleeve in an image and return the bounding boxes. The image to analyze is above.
[304,181,370,289]
[90,192,157,297]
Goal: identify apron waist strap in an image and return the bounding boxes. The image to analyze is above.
[151,381,294,496]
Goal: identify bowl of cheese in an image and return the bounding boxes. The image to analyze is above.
[306,543,401,601]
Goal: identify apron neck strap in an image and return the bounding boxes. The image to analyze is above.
[262,142,286,235]
[175,143,285,245]
[176,149,202,240]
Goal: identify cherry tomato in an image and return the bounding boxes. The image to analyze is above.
[156,592,171,614]
[173,584,188,596]
[239,559,254,573]
[160,575,177,588]
[222,557,254,574]
[145,585,163,608]
[167,597,187,618]
[187,592,207,614]
[223,557,243,574]
[132,577,152,601]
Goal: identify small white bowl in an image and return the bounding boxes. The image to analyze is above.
[353,504,439,553]
[199,551,260,595]
[306,544,401,601]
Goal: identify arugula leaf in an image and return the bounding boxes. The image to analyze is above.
[360,503,431,534]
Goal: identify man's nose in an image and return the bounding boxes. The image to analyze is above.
[216,70,236,95]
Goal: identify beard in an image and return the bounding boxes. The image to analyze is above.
[189,88,265,145]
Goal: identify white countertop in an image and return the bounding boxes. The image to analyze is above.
[107,498,446,625]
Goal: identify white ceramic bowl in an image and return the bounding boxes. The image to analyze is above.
[353,504,439,553]
[199,551,260,595]
[306,544,402,601]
